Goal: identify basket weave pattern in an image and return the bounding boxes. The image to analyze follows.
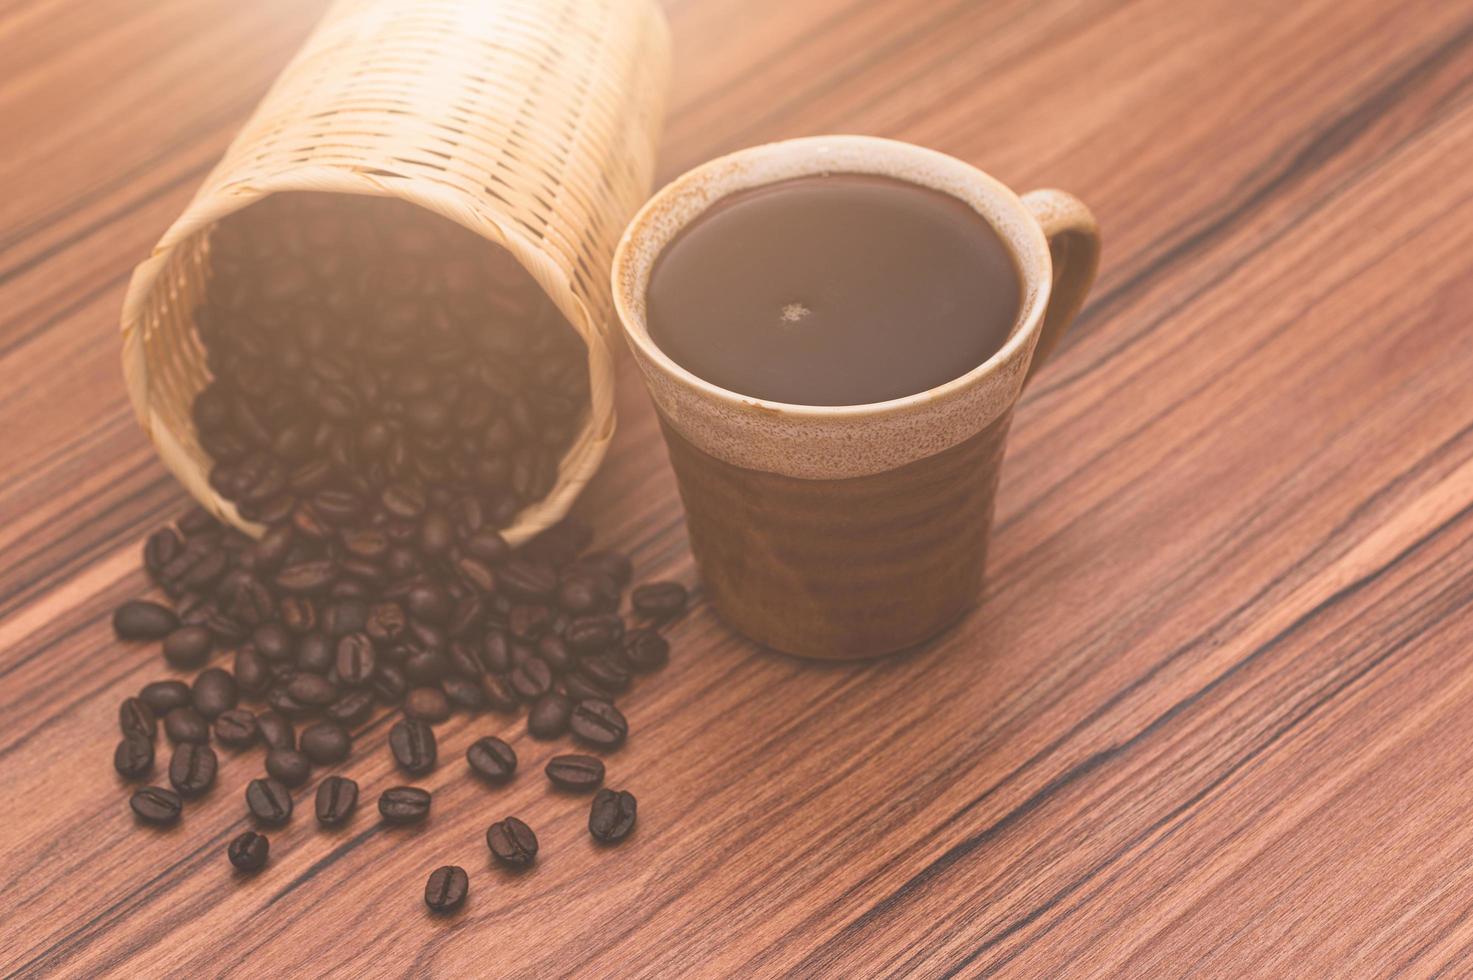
[120,0,671,544]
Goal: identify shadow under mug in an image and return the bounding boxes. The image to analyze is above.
[612,136,1100,659]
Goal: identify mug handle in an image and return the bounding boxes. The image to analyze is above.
[1020,189,1101,385]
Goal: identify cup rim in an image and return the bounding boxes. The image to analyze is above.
[611,135,1053,418]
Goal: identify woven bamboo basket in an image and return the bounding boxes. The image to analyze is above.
[120,0,671,545]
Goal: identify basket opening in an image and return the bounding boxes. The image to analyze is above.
[137,191,595,540]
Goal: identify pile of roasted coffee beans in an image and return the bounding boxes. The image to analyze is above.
[113,193,688,913]
[119,504,680,908]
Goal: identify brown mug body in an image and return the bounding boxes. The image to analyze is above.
[612,136,1099,659]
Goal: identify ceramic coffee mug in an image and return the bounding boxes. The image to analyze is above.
[612,136,1100,659]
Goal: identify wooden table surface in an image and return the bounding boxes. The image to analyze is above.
[6,0,1473,975]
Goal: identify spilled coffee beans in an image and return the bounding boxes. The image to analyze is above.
[379,787,432,825]
[228,831,270,872]
[588,788,637,844]
[389,719,437,776]
[245,778,293,825]
[424,865,468,913]
[485,817,538,869]
[545,754,604,793]
[130,786,183,826]
[315,775,359,827]
[168,742,218,798]
[465,736,517,784]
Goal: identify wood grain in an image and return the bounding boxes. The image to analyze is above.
[5,0,1473,975]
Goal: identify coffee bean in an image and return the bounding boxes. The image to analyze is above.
[253,524,295,572]
[162,625,212,669]
[381,483,427,520]
[119,697,157,739]
[286,672,338,707]
[114,733,155,780]
[448,595,486,638]
[578,654,631,694]
[403,648,449,685]
[214,708,259,748]
[406,583,451,624]
[446,640,481,679]
[588,788,637,844]
[144,528,183,580]
[222,576,274,627]
[631,581,688,620]
[276,561,337,595]
[508,603,552,640]
[479,672,519,712]
[278,596,319,633]
[424,865,467,913]
[178,505,219,536]
[463,528,510,564]
[365,601,408,646]
[436,676,480,714]
[114,600,180,641]
[253,622,294,661]
[407,619,448,652]
[560,671,607,703]
[295,631,334,674]
[403,686,451,722]
[266,747,312,787]
[315,775,359,826]
[379,786,431,824]
[527,693,573,740]
[313,489,363,524]
[335,632,377,685]
[163,706,209,744]
[325,689,375,727]
[564,614,623,654]
[192,668,238,719]
[569,699,627,750]
[532,633,573,674]
[389,719,437,775]
[300,721,351,764]
[508,656,553,701]
[465,736,516,783]
[139,679,191,715]
[498,559,556,602]
[234,645,272,696]
[545,754,603,792]
[324,599,368,637]
[256,710,295,751]
[181,549,228,591]
[228,831,270,872]
[454,556,497,595]
[479,629,513,674]
[556,575,600,615]
[419,512,455,557]
[246,777,293,825]
[131,786,183,825]
[622,628,669,672]
[169,742,218,798]
[372,663,408,705]
[267,685,312,718]
[485,817,537,869]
